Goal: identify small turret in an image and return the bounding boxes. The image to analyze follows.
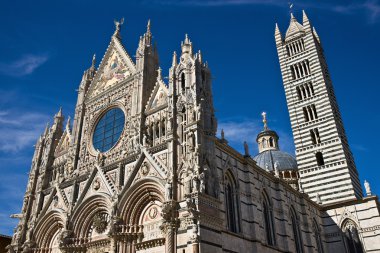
[256,112,279,153]
[181,34,193,57]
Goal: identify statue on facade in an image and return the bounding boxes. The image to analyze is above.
[274,162,280,178]
[199,171,206,193]
[165,180,172,200]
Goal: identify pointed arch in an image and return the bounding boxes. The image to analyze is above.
[33,210,65,250]
[118,178,165,224]
[71,193,112,238]
[312,218,324,253]
[290,206,303,253]
[341,219,364,253]
[261,191,276,246]
[224,170,240,233]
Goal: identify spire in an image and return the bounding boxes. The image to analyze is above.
[285,12,305,41]
[172,51,177,67]
[144,19,152,45]
[275,23,282,45]
[91,54,96,69]
[302,10,311,31]
[181,34,193,56]
[262,111,268,130]
[65,116,71,132]
[313,27,321,43]
[55,107,63,119]
[113,18,124,38]
[197,50,203,64]
[147,19,151,33]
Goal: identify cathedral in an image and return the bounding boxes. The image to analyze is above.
[7,11,380,253]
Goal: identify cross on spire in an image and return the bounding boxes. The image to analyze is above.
[262,112,268,130]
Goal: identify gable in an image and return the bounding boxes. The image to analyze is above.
[145,80,169,113]
[54,129,71,156]
[86,37,136,99]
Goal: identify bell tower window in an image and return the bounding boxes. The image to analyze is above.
[181,72,186,92]
[316,152,324,166]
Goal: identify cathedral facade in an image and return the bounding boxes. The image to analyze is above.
[7,11,380,253]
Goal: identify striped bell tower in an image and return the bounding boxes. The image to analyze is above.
[275,11,362,204]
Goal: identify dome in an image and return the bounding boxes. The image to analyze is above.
[253,150,298,171]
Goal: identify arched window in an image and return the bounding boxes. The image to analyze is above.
[161,120,166,137]
[225,172,240,233]
[262,138,267,148]
[313,220,324,253]
[263,194,275,246]
[316,152,324,166]
[342,220,363,253]
[290,208,303,253]
[155,122,160,139]
[269,137,274,147]
[181,72,186,91]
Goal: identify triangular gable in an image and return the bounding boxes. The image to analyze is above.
[55,129,71,156]
[39,186,68,217]
[75,166,114,206]
[145,79,169,113]
[86,36,136,99]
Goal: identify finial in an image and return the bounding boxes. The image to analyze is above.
[113,18,124,37]
[221,129,225,140]
[172,51,177,66]
[262,112,268,130]
[91,54,96,68]
[66,116,71,131]
[184,34,191,44]
[147,19,151,33]
[198,50,202,63]
[244,141,250,157]
[56,107,63,118]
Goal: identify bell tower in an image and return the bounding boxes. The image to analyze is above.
[275,11,362,204]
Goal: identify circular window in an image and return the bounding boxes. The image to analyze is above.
[92,108,125,152]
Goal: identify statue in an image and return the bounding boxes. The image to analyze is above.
[96,149,105,166]
[199,171,206,193]
[274,162,280,178]
[265,163,269,172]
[165,180,172,200]
[315,193,322,204]
[298,180,304,193]
[244,141,250,157]
[192,175,199,193]
[364,180,371,196]
[114,18,124,34]
[142,134,147,147]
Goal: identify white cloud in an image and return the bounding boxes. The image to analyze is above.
[217,118,295,156]
[0,54,49,77]
[0,110,49,153]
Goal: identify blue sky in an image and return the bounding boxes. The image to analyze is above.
[1,0,379,235]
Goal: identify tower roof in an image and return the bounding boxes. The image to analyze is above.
[285,13,305,41]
